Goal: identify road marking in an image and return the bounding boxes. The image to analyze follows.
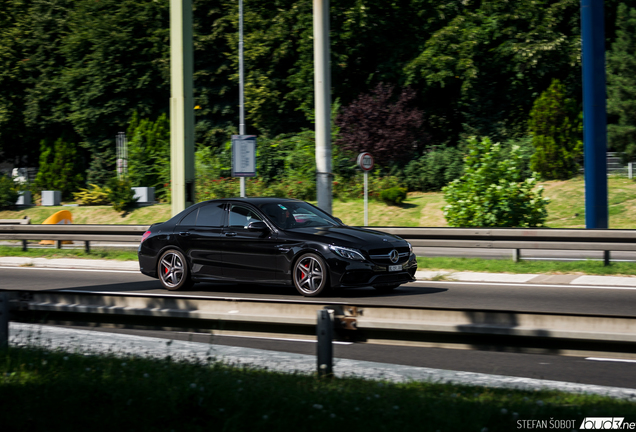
[586,357,636,364]
[0,266,140,274]
[178,332,353,345]
[413,280,636,291]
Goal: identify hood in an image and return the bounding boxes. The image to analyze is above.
[287,226,406,250]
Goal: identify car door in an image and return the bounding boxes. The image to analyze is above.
[222,203,278,283]
[177,202,227,279]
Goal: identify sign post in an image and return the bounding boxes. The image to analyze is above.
[357,152,374,226]
[232,135,257,195]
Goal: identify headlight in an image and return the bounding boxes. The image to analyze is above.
[329,245,366,261]
[407,242,413,254]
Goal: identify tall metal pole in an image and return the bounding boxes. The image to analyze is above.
[364,171,368,226]
[170,0,195,216]
[313,0,332,214]
[581,0,608,229]
[239,0,246,197]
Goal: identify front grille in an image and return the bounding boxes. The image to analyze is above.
[368,247,410,265]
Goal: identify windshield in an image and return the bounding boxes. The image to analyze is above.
[259,202,341,230]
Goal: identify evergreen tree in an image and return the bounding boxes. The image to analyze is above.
[35,137,84,200]
[127,112,170,201]
[607,4,636,161]
[528,79,582,180]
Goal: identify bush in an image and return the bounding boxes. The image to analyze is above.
[403,146,464,192]
[0,174,18,209]
[332,175,402,201]
[528,79,582,180]
[380,187,407,205]
[443,136,549,227]
[106,177,138,213]
[73,184,111,205]
[34,136,85,200]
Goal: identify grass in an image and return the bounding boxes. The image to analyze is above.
[2,345,634,432]
[3,176,636,228]
[0,246,138,261]
[417,256,636,276]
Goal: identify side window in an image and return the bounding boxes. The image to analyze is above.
[178,208,199,226]
[229,205,262,228]
[196,203,226,227]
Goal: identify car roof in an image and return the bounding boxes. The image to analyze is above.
[200,197,304,205]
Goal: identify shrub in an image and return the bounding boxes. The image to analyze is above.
[106,177,138,213]
[34,136,85,200]
[73,184,111,205]
[380,187,407,205]
[443,136,549,227]
[403,146,464,192]
[528,79,582,180]
[0,174,18,209]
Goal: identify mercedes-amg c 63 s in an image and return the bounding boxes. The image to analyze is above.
[138,197,417,296]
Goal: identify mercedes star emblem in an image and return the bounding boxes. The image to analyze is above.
[389,250,399,263]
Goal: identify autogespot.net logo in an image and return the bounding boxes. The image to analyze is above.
[580,418,635,430]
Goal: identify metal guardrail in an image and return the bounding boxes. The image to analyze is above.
[4,290,636,358]
[1,225,636,263]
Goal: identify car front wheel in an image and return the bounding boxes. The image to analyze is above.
[293,253,329,297]
[158,249,193,291]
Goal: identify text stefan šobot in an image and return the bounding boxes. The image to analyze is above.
[517,418,635,430]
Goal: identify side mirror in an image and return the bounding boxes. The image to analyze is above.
[247,221,268,231]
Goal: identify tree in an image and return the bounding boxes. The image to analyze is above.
[126,112,171,201]
[335,83,426,164]
[34,137,84,200]
[443,136,549,227]
[607,4,636,161]
[528,79,582,180]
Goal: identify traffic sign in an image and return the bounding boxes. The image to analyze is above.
[357,152,374,171]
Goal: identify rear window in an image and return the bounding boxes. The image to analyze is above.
[196,203,226,227]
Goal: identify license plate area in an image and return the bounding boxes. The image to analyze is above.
[388,265,402,272]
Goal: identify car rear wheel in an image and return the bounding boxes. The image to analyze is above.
[293,253,329,296]
[158,249,193,291]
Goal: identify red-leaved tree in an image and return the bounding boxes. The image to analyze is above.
[335,83,426,164]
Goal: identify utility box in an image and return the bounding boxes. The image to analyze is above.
[41,191,62,206]
[16,191,32,206]
[132,187,155,206]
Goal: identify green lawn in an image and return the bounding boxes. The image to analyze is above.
[2,345,633,432]
[2,176,636,228]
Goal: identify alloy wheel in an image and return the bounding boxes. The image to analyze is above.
[159,251,185,289]
[294,255,325,295]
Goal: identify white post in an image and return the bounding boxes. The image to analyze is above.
[364,171,368,226]
[313,0,332,214]
[239,0,246,198]
[629,162,633,180]
[170,0,195,216]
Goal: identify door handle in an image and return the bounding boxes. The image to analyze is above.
[224,232,237,237]
[179,231,191,237]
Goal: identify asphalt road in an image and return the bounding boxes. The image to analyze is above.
[3,266,636,316]
[4,266,636,389]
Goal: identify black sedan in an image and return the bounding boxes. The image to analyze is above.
[138,197,417,296]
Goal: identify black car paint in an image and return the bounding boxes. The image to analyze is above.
[138,198,417,290]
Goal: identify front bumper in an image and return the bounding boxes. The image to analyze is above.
[328,253,418,288]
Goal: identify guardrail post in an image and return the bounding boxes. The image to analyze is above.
[317,308,333,377]
[85,241,90,254]
[55,240,62,249]
[512,248,520,263]
[0,292,8,349]
[604,250,610,266]
[21,240,27,251]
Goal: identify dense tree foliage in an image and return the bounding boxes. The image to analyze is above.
[0,0,634,199]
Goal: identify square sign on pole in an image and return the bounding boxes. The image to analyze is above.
[232,135,257,177]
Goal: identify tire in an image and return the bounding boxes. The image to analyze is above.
[293,253,329,297]
[157,249,193,291]
[373,283,400,293]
